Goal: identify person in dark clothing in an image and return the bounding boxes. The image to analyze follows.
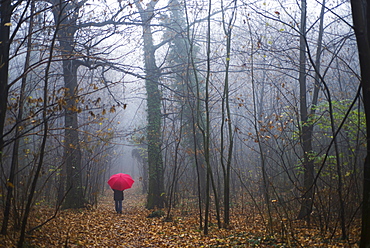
[113,189,124,213]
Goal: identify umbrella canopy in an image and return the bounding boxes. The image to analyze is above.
[108,173,134,191]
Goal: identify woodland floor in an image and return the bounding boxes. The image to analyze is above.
[0,186,361,247]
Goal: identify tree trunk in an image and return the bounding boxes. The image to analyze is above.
[297,0,315,221]
[52,1,85,209]
[62,58,85,208]
[135,1,165,209]
[0,0,11,163]
[221,1,236,227]
[350,1,370,247]
[203,0,212,235]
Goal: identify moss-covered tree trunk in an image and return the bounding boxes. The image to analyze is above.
[135,0,164,209]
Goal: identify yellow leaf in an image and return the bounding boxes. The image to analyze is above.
[7,181,14,188]
[4,23,12,27]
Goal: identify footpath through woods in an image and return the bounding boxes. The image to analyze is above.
[1,187,360,247]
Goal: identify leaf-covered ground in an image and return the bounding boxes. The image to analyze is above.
[1,188,360,247]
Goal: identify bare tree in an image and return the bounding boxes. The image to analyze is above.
[1,0,35,235]
[220,0,237,227]
[17,7,59,245]
[350,0,370,247]
[49,0,86,208]
[0,0,12,161]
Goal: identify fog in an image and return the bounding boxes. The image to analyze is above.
[1,0,365,243]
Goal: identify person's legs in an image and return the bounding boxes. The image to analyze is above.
[115,200,119,213]
[117,200,122,213]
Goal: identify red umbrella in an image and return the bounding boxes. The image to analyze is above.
[108,173,134,191]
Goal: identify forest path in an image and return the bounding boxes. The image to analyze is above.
[25,188,224,247]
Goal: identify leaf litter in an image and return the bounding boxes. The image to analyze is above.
[0,188,360,247]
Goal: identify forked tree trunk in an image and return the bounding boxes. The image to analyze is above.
[52,0,85,209]
[220,0,237,227]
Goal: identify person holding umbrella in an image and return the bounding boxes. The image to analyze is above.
[108,173,134,214]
